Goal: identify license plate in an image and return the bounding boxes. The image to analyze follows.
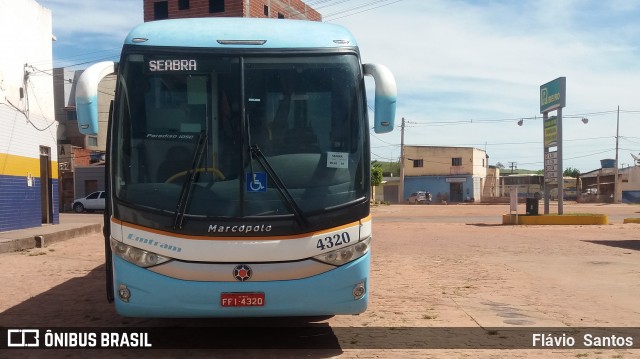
[221,292,265,307]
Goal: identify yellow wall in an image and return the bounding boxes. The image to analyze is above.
[404,146,487,177]
[0,152,59,178]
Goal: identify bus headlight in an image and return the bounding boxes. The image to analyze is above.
[313,237,371,266]
[110,238,171,268]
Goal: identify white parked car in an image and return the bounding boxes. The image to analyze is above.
[407,191,432,204]
[72,191,106,213]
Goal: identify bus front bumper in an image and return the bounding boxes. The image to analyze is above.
[111,253,370,318]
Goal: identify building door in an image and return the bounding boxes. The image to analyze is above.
[450,182,463,202]
[40,146,53,224]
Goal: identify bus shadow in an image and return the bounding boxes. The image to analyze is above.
[0,265,342,357]
[583,240,640,252]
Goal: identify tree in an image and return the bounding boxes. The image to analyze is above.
[563,167,581,178]
[371,162,383,203]
[495,162,505,169]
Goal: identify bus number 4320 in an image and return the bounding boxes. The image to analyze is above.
[316,232,351,251]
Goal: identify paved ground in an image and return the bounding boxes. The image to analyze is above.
[0,213,102,253]
[1,203,639,358]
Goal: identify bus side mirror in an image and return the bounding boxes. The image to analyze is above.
[76,61,116,135]
[363,63,397,134]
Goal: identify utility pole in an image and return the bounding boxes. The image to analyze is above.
[398,117,405,204]
[557,107,564,215]
[508,162,517,173]
[614,105,620,203]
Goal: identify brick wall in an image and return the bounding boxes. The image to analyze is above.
[144,0,243,21]
[144,0,320,22]
[252,0,321,20]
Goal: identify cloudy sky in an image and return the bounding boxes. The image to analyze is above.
[38,0,640,172]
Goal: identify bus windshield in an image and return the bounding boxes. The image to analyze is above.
[114,52,367,219]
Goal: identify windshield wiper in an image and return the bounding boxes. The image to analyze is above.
[173,131,207,230]
[249,144,308,229]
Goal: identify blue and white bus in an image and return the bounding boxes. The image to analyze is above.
[76,18,396,317]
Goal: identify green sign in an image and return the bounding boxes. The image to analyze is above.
[540,77,566,113]
[544,116,558,148]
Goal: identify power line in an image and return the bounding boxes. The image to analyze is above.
[322,0,404,21]
[1,102,58,132]
[404,109,636,127]
[313,0,354,10]
[27,47,120,66]
[371,133,398,146]
[371,151,397,161]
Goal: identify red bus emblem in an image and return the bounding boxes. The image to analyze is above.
[233,264,252,281]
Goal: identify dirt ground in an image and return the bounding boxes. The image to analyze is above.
[1,202,639,358]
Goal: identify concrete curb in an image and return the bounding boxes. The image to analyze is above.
[0,223,102,254]
[502,214,608,225]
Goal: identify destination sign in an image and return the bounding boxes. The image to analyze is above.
[148,59,197,72]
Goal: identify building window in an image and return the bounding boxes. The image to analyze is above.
[452,157,462,166]
[278,12,285,19]
[412,159,423,168]
[178,0,190,10]
[264,4,269,16]
[209,0,225,13]
[153,1,169,20]
[88,136,98,147]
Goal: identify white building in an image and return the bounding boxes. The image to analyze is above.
[374,146,500,204]
[402,146,492,203]
[0,0,59,231]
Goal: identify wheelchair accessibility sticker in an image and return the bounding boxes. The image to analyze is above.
[246,172,267,193]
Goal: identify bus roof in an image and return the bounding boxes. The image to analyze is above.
[124,18,358,50]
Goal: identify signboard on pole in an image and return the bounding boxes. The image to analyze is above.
[544,116,558,148]
[540,77,566,113]
[544,151,558,183]
[540,77,566,215]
